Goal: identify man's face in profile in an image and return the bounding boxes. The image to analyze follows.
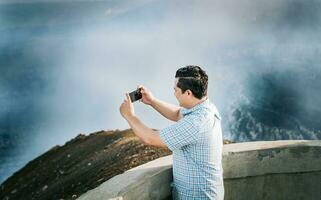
[174,78,186,107]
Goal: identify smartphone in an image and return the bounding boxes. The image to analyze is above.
[129,88,142,102]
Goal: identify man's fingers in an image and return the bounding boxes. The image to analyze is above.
[137,85,146,91]
[125,93,132,103]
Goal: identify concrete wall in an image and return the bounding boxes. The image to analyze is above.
[77,140,321,200]
[222,140,321,200]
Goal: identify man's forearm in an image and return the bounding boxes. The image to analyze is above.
[150,98,181,121]
[125,115,157,145]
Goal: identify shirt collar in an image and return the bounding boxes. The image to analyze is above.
[181,97,210,116]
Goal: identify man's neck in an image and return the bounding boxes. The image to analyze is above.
[186,96,208,109]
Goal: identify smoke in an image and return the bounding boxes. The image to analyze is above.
[24,0,321,144]
[1,0,321,183]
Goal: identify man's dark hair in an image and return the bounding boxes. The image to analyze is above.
[175,65,208,99]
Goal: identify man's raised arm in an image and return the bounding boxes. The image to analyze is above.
[138,85,183,122]
[150,98,182,122]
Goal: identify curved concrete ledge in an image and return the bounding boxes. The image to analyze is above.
[77,140,321,200]
[77,156,173,200]
[222,140,321,179]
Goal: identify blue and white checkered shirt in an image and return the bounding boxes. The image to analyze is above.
[159,98,224,200]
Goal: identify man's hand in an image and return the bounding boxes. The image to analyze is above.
[137,85,155,106]
[120,93,135,119]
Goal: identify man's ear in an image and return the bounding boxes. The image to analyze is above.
[186,89,192,96]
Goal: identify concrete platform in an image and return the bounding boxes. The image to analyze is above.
[77,140,321,200]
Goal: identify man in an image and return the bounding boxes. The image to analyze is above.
[119,65,224,199]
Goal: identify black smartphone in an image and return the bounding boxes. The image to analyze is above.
[129,88,142,102]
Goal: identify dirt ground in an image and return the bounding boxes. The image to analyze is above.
[0,129,233,200]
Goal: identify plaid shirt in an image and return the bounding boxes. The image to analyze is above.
[160,98,224,200]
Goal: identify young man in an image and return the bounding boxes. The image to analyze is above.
[119,65,224,199]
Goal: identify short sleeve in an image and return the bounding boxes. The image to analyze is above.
[180,107,192,116]
[159,117,199,151]
[180,107,187,116]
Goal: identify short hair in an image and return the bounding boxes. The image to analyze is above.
[175,65,208,99]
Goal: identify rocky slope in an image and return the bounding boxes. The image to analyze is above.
[0,129,172,200]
